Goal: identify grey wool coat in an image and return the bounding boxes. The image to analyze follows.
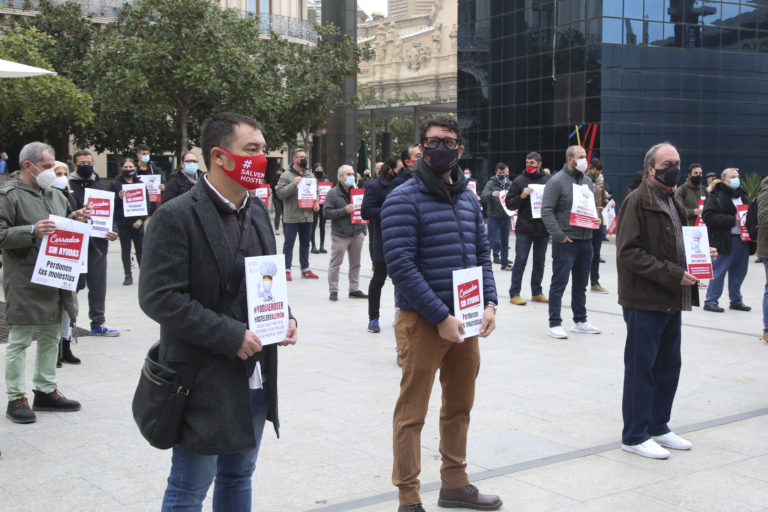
[139,180,286,455]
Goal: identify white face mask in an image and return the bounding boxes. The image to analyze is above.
[51,176,69,190]
[575,158,588,173]
[33,165,57,190]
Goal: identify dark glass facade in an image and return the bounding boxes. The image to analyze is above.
[458,0,768,197]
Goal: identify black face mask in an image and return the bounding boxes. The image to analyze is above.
[690,175,702,187]
[654,165,680,187]
[298,158,308,169]
[423,145,459,175]
[76,164,94,180]
[123,169,136,178]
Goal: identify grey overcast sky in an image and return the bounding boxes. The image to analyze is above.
[357,0,387,16]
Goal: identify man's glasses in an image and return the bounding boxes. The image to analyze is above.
[423,137,460,150]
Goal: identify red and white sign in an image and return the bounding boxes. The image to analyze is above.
[683,226,713,279]
[529,184,546,219]
[351,188,368,224]
[84,188,115,239]
[138,174,162,203]
[569,184,601,229]
[122,183,148,217]
[737,203,751,241]
[253,184,270,209]
[31,215,91,291]
[694,199,706,227]
[467,181,479,199]
[602,199,617,235]
[318,181,333,205]
[452,266,484,339]
[298,177,317,208]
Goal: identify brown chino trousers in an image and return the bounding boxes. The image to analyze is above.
[392,309,480,506]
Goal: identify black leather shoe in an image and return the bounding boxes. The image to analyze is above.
[311,248,320,254]
[730,303,752,311]
[349,290,368,298]
[398,504,426,512]
[32,388,80,412]
[438,485,502,510]
[6,395,36,424]
[703,304,725,313]
[329,292,338,301]
[61,338,81,365]
[319,247,327,253]
[123,275,133,286]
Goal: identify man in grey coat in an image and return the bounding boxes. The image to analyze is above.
[0,142,88,424]
[323,164,368,302]
[540,145,601,339]
[139,113,297,510]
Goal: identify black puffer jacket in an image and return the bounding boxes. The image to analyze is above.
[702,182,750,255]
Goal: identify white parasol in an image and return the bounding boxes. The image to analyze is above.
[0,58,56,78]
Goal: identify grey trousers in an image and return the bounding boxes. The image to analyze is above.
[328,233,365,293]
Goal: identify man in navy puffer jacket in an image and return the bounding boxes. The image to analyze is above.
[381,117,501,512]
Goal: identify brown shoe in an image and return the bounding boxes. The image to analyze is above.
[438,485,502,510]
[763,332,768,343]
[531,294,548,303]
[398,504,426,512]
[509,295,526,306]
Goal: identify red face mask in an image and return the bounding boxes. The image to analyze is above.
[525,165,539,174]
[216,147,267,188]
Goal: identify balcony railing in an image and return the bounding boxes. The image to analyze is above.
[0,0,318,43]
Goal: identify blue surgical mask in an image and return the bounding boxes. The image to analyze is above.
[184,162,198,174]
[730,177,740,189]
[140,155,150,163]
[464,173,470,180]
[344,176,356,187]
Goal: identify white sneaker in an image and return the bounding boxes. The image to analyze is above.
[621,439,670,459]
[571,321,601,334]
[653,432,692,450]
[547,325,568,339]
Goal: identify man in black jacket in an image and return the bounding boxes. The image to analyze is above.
[481,162,513,269]
[702,168,752,312]
[69,151,120,337]
[139,113,297,510]
[505,152,550,305]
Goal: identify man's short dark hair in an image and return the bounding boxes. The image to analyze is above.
[419,116,460,143]
[200,113,263,169]
[526,152,542,163]
[136,144,150,153]
[589,157,603,171]
[495,162,508,171]
[292,148,306,158]
[688,163,703,174]
[381,154,401,176]
[72,150,92,163]
[400,144,419,162]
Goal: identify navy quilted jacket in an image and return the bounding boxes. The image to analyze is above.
[381,163,497,325]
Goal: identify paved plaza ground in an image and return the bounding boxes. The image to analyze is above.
[1,228,767,512]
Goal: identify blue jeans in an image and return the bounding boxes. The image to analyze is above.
[548,238,592,327]
[704,235,750,307]
[763,261,768,332]
[621,308,681,445]
[161,388,268,512]
[509,233,549,297]
[487,216,511,266]
[283,221,312,272]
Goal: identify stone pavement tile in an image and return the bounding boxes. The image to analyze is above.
[550,490,693,512]
[514,454,671,502]
[466,428,576,469]
[635,467,768,512]
[2,476,119,512]
[682,416,768,457]
[83,465,168,505]
[721,454,768,484]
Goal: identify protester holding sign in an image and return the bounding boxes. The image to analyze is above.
[135,144,165,217]
[311,162,329,254]
[674,163,709,226]
[275,148,320,280]
[69,150,120,338]
[540,145,601,339]
[480,163,513,270]
[139,113,297,510]
[323,165,368,302]
[616,142,714,460]
[701,167,753,313]
[110,158,147,286]
[588,158,611,294]
[505,151,551,306]
[381,117,500,512]
[0,142,89,424]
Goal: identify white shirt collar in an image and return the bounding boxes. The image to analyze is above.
[203,174,249,212]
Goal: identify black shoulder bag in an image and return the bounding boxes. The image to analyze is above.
[132,215,252,450]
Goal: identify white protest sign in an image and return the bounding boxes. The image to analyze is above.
[467,181,479,199]
[499,190,516,217]
[452,266,484,339]
[569,183,601,229]
[83,188,115,239]
[138,175,162,203]
[31,215,91,291]
[602,199,617,235]
[122,183,148,217]
[682,226,713,279]
[298,177,317,208]
[529,184,545,219]
[245,255,289,346]
[318,181,333,205]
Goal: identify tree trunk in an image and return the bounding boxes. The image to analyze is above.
[179,107,189,158]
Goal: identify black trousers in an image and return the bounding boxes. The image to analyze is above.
[117,223,144,277]
[367,260,388,320]
[77,242,108,330]
[312,206,326,249]
[273,197,283,230]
